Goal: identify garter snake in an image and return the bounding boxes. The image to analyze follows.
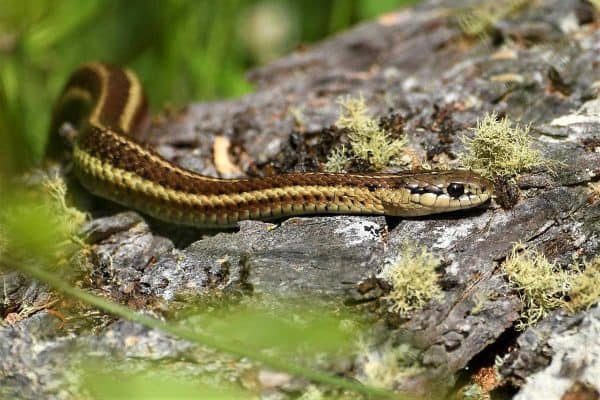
[46,62,493,227]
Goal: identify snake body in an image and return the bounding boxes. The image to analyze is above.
[47,63,493,227]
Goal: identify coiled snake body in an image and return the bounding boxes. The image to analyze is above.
[47,63,493,227]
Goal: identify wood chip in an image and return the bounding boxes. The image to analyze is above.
[213,135,242,176]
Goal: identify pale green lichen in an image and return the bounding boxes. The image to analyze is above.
[288,105,307,128]
[358,341,424,388]
[503,243,571,330]
[461,383,489,400]
[297,385,324,400]
[505,243,600,328]
[42,173,88,237]
[470,290,491,316]
[460,112,548,178]
[324,145,349,173]
[378,242,443,317]
[566,257,600,314]
[325,96,406,172]
[42,174,89,268]
[456,0,530,39]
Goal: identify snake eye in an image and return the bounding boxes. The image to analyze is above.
[447,182,464,198]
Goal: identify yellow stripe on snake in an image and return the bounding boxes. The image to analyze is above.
[47,62,493,227]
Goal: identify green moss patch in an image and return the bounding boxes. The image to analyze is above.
[325,96,407,172]
[503,243,570,330]
[378,242,443,317]
[504,243,600,329]
[460,112,549,178]
[567,257,600,314]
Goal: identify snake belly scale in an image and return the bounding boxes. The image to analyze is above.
[47,62,493,227]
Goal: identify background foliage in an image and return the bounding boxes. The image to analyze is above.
[0,0,417,174]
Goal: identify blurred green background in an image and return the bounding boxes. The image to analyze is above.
[0,0,417,174]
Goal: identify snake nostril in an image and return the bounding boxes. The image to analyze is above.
[447,182,465,198]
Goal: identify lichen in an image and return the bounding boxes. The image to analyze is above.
[460,383,489,400]
[566,257,600,314]
[470,290,491,316]
[378,242,442,317]
[288,105,307,129]
[460,112,548,178]
[41,173,88,237]
[504,243,600,327]
[358,341,424,388]
[325,145,348,173]
[297,385,324,400]
[325,95,406,172]
[588,181,600,203]
[503,243,571,330]
[456,0,531,39]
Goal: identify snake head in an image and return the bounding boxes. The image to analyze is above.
[379,170,494,217]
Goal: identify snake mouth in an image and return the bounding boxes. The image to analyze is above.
[409,191,491,211]
[405,178,493,215]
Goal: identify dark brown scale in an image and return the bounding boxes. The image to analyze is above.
[99,66,131,130]
[83,126,413,197]
[129,94,150,138]
[64,67,103,96]
[46,67,104,160]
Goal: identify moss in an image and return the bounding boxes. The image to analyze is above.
[503,243,571,330]
[297,385,325,400]
[41,173,88,236]
[456,3,499,38]
[41,174,89,268]
[325,145,349,173]
[459,112,549,178]
[288,105,307,129]
[359,341,424,388]
[325,96,406,172]
[456,0,530,39]
[378,242,442,317]
[470,290,491,316]
[566,257,600,314]
[460,383,489,400]
[504,243,600,327]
